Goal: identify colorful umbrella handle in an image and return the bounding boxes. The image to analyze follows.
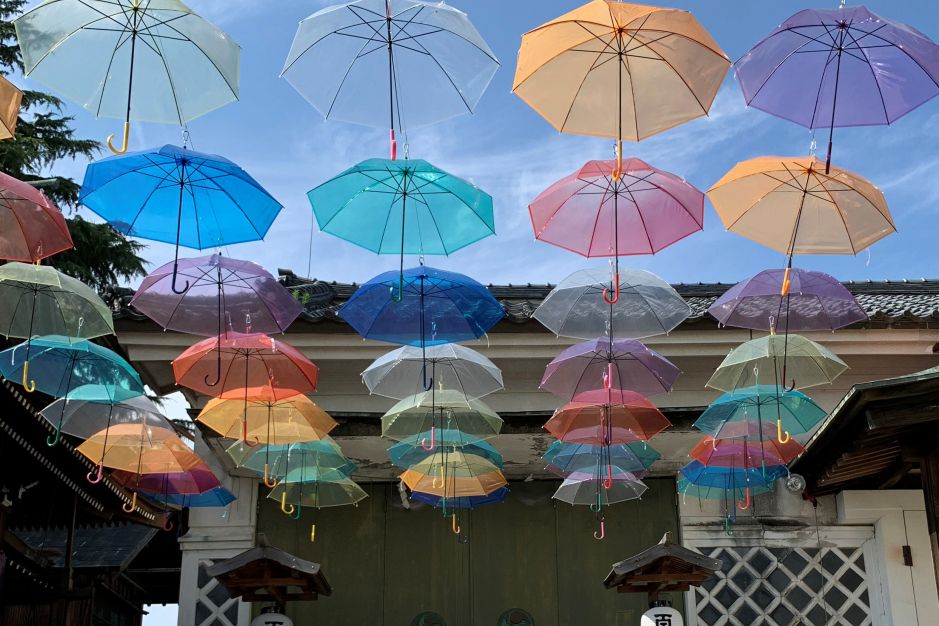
[451,513,461,535]
[310,524,316,543]
[86,463,104,484]
[724,516,733,536]
[46,424,61,447]
[777,420,791,444]
[22,360,36,393]
[262,463,279,488]
[107,121,130,155]
[593,518,606,541]
[432,465,444,489]
[602,272,620,304]
[280,492,296,516]
[122,492,138,513]
[420,426,436,451]
[162,512,174,532]
[602,463,613,490]
[737,486,751,511]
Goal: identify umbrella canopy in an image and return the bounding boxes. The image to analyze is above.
[0,172,72,262]
[197,395,336,444]
[130,254,302,337]
[111,463,222,496]
[157,486,236,508]
[544,389,671,444]
[40,394,171,443]
[14,0,239,152]
[694,385,828,439]
[235,440,356,483]
[268,477,368,509]
[707,335,848,392]
[541,338,680,399]
[533,268,690,340]
[0,335,144,402]
[388,432,503,470]
[690,435,804,469]
[708,156,895,257]
[76,424,201,474]
[81,145,282,291]
[381,389,503,442]
[543,440,659,477]
[734,6,939,170]
[552,475,647,506]
[339,266,504,347]
[173,332,318,400]
[411,486,509,510]
[708,268,867,332]
[0,263,114,341]
[677,477,773,502]
[363,344,502,400]
[401,468,506,498]
[310,158,494,259]
[530,158,704,259]
[513,0,729,142]
[0,74,22,141]
[680,460,787,490]
[283,0,498,153]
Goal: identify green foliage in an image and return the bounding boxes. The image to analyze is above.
[54,216,147,294]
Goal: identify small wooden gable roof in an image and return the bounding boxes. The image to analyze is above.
[205,545,331,603]
[603,532,721,594]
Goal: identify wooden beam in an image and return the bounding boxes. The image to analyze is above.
[878,461,915,490]
[620,573,711,583]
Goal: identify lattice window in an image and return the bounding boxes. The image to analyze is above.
[692,546,871,626]
[194,561,240,626]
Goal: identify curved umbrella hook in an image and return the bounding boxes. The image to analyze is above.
[46,424,62,447]
[451,513,461,535]
[122,492,138,513]
[602,272,620,305]
[203,346,222,388]
[777,420,791,445]
[310,524,316,543]
[162,511,174,532]
[280,492,296,516]
[432,465,444,489]
[86,463,104,484]
[290,502,302,520]
[420,426,436,451]
[22,360,36,393]
[785,379,797,393]
[602,463,613,490]
[389,271,404,303]
[737,486,751,511]
[421,361,433,391]
[593,518,606,541]
[170,263,190,295]
[262,463,279,488]
[724,516,734,536]
[107,121,130,155]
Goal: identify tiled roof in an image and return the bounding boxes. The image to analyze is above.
[110,272,939,329]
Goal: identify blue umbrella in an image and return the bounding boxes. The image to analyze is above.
[680,460,787,489]
[411,486,509,510]
[388,431,502,470]
[543,441,660,478]
[79,144,282,293]
[155,487,237,508]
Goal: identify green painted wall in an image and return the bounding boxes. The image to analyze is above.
[256,478,681,626]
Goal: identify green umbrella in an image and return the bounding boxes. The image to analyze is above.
[707,334,847,392]
[381,389,503,443]
[268,477,367,511]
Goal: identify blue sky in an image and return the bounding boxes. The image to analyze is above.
[22,0,939,289]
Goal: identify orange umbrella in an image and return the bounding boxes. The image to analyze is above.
[513,0,729,154]
[197,394,336,445]
[400,469,507,499]
[0,74,22,141]
[544,389,671,444]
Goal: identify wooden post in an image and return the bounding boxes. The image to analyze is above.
[919,452,939,601]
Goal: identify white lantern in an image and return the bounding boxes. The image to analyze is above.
[640,606,684,626]
[251,612,294,626]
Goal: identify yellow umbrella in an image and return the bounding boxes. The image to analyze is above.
[400,450,507,498]
[709,156,895,258]
[0,75,21,141]
[513,0,729,153]
[197,394,337,445]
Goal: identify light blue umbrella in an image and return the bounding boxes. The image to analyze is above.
[388,431,503,470]
[80,145,282,293]
[155,487,236,509]
[14,0,240,154]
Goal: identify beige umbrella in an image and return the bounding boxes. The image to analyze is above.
[0,75,21,140]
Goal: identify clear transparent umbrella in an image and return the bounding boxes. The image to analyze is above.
[363,344,503,400]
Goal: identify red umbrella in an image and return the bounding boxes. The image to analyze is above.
[110,462,222,495]
[544,389,671,444]
[690,435,803,468]
[0,171,73,262]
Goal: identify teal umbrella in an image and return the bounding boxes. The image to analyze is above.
[228,439,355,484]
[309,158,494,296]
[388,430,503,470]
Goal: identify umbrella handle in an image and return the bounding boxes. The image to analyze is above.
[389,273,404,303]
[724,516,733,536]
[203,349,222,388]
[451,513,461,534]
[310,524,316,543]
[122,492,138,513]
[604,362,613,390]
[420,426,436,451]
[422,363,433,391]
[602,273,620,304]
[280,492,296,516]
[781,267,791,297]
[432,465,444,489]
[46,424,61,447]
[86,463,104,484]
[737,486,751,511]
[777,420,791,444]
[106,121,130,155]
[290,503,302,520]
[170,263,190,295]
[593,518,605,541]
[22,361,36,393]
[602,463,613,490]
[785,380,797,393]
[263,464,279,488]
[162,512,174,532]
[390,128,396,160]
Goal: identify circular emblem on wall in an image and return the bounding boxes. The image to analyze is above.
[411,612,446,626]
[498,609,534,625]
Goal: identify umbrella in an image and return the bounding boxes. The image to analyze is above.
[540,338,680,399]
[708,156,895,262]
[381,389,502,443]
[690,435,804,469]
[400,467,506,498]
[678,477,773,502]
[310,160,495,292]
[0,264,115,387]
[681,460,786,491]
[543,440,659,478]
[15,0,239,153]
[81,145,282,292]
[39,394,171,452]
[0,335,144,404]
[172,332,318,401]
[513,0,729,149]
[0,172,72,262]
[553,474,646,506]
[530,159,703,302]
[545,388,671,444]
[694,385,828,443]
[388,432,503,470]
[410,486,508,510]
[0,74,21,141]
[362,344,503,400]
[533,268,690,340]
[110,463,222,496]
[197,395,336,446]
[282,0,498,156]
[157,486,236,508]
[707,335,847,392]
[130,254,302,337]
[268,476,368,510]
[734,6,939,171]
[233,440,357,487]
[708,268,867,332]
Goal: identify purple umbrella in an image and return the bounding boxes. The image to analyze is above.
[735,5,939,171]
[540,338,680,399]
[709,268,867,332]
[131,253,302,337]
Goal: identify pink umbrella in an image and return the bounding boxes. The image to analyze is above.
[529,158,703,302]
[111,462,222,495]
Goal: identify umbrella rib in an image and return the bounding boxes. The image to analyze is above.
[21,3,127,73]
[149,18,238,104]
[322,29,385,120]
[407,33,474,114]
[92,15,134,118]
[742,26,840,107]
[841,27,891,124]
[813,173,858,253]
[850,27,939,92]
[558,22,618,132]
